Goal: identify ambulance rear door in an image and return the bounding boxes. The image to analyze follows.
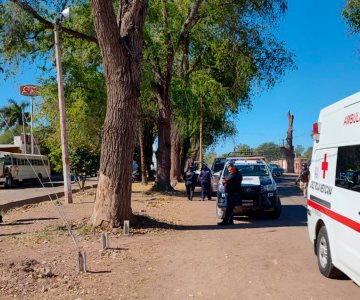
[332,144,360,281]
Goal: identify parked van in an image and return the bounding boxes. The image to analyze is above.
[307,92,360,285]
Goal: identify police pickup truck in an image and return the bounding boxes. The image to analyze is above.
[216,157,281,219]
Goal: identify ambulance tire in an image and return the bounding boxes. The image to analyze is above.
[316,226,343,278]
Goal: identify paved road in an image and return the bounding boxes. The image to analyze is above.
[0,178,98,209]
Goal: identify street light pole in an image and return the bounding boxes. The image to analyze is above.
[30,96,34,154]
[54,18,72,204]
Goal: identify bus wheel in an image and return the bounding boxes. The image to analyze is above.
[4,176,13,189]
[316,226,343,278]
[37,173,43,184]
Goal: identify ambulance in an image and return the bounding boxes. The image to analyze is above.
[307,92,360,285]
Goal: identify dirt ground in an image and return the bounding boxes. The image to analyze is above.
[0,183,199,300]
[1,181,360,300]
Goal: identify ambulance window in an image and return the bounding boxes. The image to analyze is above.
[335,145,360,193]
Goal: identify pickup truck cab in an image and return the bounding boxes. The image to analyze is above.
[216,156,281,219]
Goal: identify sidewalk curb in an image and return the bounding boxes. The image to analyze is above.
[0,184,98,212]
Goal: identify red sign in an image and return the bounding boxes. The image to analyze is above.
[321,153,329,179]
[20,85,39,96]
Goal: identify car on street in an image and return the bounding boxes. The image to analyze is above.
[210,157,226,195]
[268,163,284,177]
[216,156,282,219]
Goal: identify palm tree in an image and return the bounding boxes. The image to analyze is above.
[0,99,29,131]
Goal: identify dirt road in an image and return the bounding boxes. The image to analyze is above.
[0,176,359,299]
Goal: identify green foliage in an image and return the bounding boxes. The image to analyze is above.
[0,99,29,130]
[69,147,100,176]
[256,142,283,161]
[144,0,294,159]
[0,125,23,144]
[303,147,313,160]
[203,151,217,166]
[343,0,360,34]
[233,144,253,155]
[294,144,304,158]
[0,1,105,171]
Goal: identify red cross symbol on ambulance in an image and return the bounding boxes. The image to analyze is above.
[321,153,328,179]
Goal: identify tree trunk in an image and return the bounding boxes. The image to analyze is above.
[138,120,148,185]
[90,0,148,228]
[170,122,182,182]
[281,111,295,173]
[154,84,173,190]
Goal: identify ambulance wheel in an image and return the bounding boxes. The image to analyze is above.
[316,226,343,278]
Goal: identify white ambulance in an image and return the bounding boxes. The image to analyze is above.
[308,92,360,285]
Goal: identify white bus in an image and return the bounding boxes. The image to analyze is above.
[0,152,50,188]
[308,92,360,285]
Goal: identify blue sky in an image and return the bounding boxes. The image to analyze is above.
[212,0,360,154]
[1,0,360,156]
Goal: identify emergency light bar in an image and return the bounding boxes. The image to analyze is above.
[312,122,321,142]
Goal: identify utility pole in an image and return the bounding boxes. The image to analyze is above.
[21,108,27,154]
[199,97,203,170]
[20,85,39,155]
[54,18,72,204]
[30,96,34,154]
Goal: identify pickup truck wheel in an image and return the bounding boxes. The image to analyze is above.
[316,226,343,278]
[268,197,282,219]
[216,198,225,219]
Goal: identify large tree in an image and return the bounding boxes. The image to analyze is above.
[256,142,282,161]
[145,0,294,190]
[0,1,148,228]
[89,0,148,228]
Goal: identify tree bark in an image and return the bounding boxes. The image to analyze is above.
[151,0,204,190]
[154,84,172,190]
[281,111,295,173]
[90,0,148,228]
[170,122,182,182]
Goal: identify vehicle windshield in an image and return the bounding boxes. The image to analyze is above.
[212,161,225,173]
[223,164,269,177]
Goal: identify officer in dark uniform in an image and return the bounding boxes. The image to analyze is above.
[218,163,243,225]
[199,165,212,200]
[183,166,197,200]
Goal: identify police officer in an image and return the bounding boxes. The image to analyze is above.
[183,166,197,200]
[199,165,212,200]
[218,163,243,225]
[298,163,310,198]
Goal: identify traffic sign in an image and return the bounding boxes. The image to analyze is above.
[20,85,39,96]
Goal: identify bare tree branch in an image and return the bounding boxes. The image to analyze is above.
[119,0,142,37]
[179,0,205,42]
[11,0,98,44]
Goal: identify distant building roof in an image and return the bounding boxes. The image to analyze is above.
[0,144,21,153]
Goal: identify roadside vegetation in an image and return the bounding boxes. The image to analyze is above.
[0,0,297,228]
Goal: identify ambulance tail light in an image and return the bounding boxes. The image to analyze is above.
[312,122,321,142]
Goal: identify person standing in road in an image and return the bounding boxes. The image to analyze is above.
[199,165,212,200]
[183,166,197,200]
[218,163,243,226]
[298,163,310,198]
